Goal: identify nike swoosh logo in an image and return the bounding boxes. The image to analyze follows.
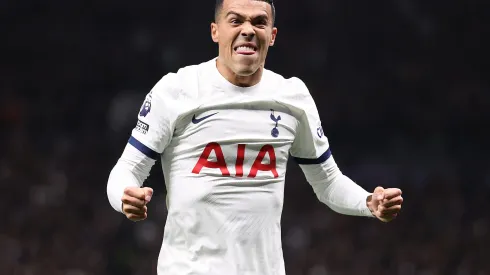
[192,112,219,124]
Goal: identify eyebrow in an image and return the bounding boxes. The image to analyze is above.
[225,11,269,20]
[225,11,241,18]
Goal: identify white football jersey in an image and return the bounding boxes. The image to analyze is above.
[130,58,331,275]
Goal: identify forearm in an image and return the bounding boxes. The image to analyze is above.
[300,157,373,217]
[316,173,373,216]
[107,144,155,213]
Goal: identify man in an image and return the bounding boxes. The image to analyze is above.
[107,0,404,274]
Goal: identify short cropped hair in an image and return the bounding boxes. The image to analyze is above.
[214,0,276,24]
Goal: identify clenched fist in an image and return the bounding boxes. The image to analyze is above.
[121,187,153,222]
[367,186,403,222]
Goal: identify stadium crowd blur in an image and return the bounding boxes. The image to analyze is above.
[1,0,489,274]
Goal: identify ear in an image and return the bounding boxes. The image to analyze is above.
[269,27,278,47]
[211,22,219,43]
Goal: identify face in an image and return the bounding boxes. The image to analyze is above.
[211,0,278,76]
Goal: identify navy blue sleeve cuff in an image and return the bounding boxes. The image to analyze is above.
[293,148,332,165]
[128,136,160,160]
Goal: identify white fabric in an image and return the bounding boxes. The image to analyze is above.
[107,58,374,275]
[299,157,374,217]
[107,144,155,213]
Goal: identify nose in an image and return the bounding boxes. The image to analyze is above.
[240,22,255,40]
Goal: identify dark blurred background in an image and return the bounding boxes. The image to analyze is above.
[2,0,490,274]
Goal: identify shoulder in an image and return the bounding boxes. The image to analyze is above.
[286,76,310,98]
[264,69,314,108]
[264,69,310,95]
[174,59,214,84]
[151,60,212,101]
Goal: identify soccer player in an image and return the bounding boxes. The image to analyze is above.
[107,0,404,274]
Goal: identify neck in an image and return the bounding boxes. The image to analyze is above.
[216,58,263,87]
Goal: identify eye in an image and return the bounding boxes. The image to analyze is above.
[253,18,268,28]
[256,21,267,28]
[230,18,241,25]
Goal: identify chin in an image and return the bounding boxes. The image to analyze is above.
[235,68,256,76]
[233,63,260,76]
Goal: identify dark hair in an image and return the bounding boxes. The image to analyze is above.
[215,0,276,24]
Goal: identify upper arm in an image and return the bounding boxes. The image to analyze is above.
[129,74,181,159]
[289,78,331,165]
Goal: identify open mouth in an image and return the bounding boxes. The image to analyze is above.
[234,45,257,55]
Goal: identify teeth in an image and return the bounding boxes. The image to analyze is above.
[236,46,255,52]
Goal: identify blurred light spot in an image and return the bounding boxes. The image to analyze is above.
[0,235,22,263]
[309,264,328,275]
[135,221,159,248]
[285,226,309,250]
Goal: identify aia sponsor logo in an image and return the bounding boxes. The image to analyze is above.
[192,143,278,178]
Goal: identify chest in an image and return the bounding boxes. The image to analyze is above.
[164,99,299,178]
[174,98,298,146]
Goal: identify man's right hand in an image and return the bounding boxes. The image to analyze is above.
[121,187,153,222]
